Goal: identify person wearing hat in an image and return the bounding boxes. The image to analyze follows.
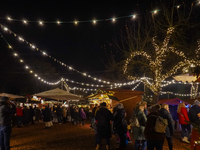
[0,96,16,150]
[188,100,200,150]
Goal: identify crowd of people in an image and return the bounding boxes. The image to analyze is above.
[92,100,200,150]
[1,95,200,150]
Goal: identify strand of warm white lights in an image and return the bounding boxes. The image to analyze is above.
[2,0,200,25]
[161,91,199,97]
[0,31,61,85]
[0,24,112,84]
[0,24,155,86]
[2,10,160,25]
[132,81,141,90]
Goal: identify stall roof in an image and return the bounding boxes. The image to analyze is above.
[158,98,189,105]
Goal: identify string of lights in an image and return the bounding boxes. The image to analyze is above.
[0,31,62,85]
[161,91,198,97]
[1,0,199,25]
[0,23,158,86]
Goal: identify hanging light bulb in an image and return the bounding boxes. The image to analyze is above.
[7,17,11,20]
[39,21,43,25]
[112,18,115,22]
[14,53,18,56]
[132,15,136,18]
[20,59,23,62]
[25,66,29,69]
[57,21,60,24]
[154,10,157,14]
[93,20,96,24]
[23,20,27,24]
[75,21,78,25]
[4,27,8,31]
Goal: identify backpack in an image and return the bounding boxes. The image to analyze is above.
[129,114,140,127]
[152,115,168,133]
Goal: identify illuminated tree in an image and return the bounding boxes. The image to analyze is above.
[107,1,200,102]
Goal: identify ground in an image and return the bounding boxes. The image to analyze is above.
[10,120,191,150]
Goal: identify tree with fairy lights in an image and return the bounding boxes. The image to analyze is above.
[106,1,200,102]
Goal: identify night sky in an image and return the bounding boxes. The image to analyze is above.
[0,0,198,96]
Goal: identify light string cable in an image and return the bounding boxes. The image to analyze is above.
[161,91,198,97]
[1,0,199,25]
[0,31,61,85]
[0,23,145,86]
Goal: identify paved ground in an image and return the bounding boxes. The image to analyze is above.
[10,120,191,150]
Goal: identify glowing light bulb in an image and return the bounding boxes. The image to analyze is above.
[93,20,96,24]
[133,15,136,18]
[25,66,29,69]
[14,53,18,56]
[32,45,35,49]
[112,18,115,22]
[7,17,11,20]
[8,45,12,49]
[23,20,27,24]
[30,70,33,73]
[4,27,8,31]
[20,60,23,62]
[75,21,78,24]
[154,10,157,14]
[39,21,43,25]
[177,5,180,9]
[57,21,60,24]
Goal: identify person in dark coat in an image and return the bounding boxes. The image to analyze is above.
[91,104,98,128]
[158,104,174,150]
[113,103,127,149]
[0,96,16,150]
[189,100,200,149]
[42,106,51,128]
[132,103,147,150]
[22,106,29,127]
[144,104,165,150]
[56,105,62,124]
[95,102,113,150]
[29,106,35,124]
[73,107,79,125]
[70,105,75,124]
[188,100,200,126]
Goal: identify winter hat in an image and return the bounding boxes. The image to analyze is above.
[194,100,200,106]
[1,96,9,102]
[100,102,106,107]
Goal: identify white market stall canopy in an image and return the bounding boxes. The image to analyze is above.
[33,88,84,100]
[172,73,197,82]
[0,93,25,99]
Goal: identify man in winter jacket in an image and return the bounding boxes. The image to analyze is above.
[189,100,200,150]
[158,104,174,150]
[0,96,16,150]
[188,100,200,126]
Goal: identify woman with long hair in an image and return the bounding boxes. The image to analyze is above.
[132,104,147,150]
[177,103,190,143]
